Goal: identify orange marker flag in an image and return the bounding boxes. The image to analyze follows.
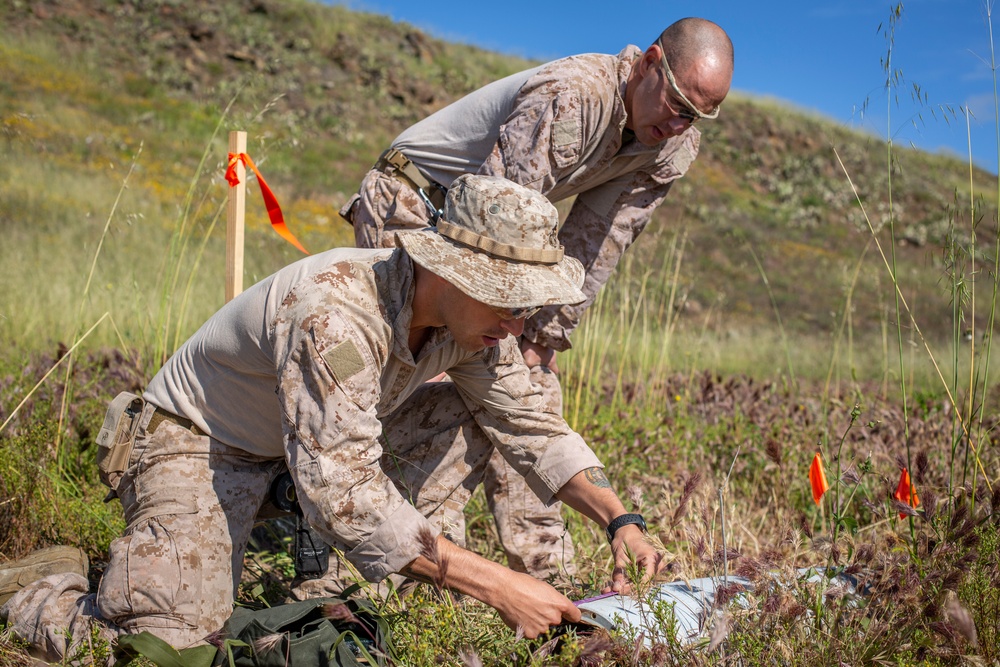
[809,452,830,505]
[893,468,920,519]
[226,152,309,255]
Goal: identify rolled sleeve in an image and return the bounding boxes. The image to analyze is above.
[519,431,602,504]
[343,499,434,582]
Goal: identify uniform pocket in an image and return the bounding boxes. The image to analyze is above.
[97,513,203,633]
[550,118,581,169]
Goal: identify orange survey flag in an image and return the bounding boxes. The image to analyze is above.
[226,152,309,255]
[893,468,920,518]
[809,452,830,505]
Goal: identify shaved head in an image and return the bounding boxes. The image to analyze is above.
[654,17,734,109]
[657,18,733,87]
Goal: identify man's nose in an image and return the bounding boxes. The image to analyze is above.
[665,116,690,134]
[500,317,526,337]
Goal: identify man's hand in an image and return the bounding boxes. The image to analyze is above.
[402,533,580,639]
[520,339,558,373]
[555,468,667,594]
[491,570,582,638]
[605,524,664,593]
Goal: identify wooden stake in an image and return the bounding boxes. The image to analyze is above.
[226,130,247,302]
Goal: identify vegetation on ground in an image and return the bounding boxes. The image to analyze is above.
[1,0,998,665]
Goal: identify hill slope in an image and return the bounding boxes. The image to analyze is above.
[1,0,997,349]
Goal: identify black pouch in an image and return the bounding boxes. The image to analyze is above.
[95,391,145,493]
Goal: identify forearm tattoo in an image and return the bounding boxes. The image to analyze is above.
[584,467,612,489]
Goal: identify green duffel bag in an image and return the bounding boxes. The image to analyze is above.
[114,597,393,667]
[217,597,393,667]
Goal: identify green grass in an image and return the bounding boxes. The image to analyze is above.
[1,1,1000,665]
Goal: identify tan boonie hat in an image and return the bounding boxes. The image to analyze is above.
[397,174,586,309]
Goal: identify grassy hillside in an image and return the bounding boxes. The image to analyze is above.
[1,0,997,366]
[1,3,999,664]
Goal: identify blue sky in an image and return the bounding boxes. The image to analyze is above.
[329,0,999,174]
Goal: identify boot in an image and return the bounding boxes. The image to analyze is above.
[0,546,89,607]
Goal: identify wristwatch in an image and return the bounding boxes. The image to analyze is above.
[605,513,648,543]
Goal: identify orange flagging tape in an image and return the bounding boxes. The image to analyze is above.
[809,452,829,506]
[226,152,309,255]
[893,468,920,519]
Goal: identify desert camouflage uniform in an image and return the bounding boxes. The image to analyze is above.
[2,247,601,663]
[341,46,699,577]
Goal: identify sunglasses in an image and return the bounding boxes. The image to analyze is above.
[490,304,543,321]
[657,37,720,124]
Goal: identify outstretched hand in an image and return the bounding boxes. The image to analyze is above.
[492,571,582,638]
[402,534,580,640]
[604,524,665,594]
[553,468,668,595]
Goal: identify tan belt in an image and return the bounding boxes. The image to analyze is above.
[373,148,446,214]
[147,407,205,436]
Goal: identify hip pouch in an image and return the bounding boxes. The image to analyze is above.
[95,391,146,492]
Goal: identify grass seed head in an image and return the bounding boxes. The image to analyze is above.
[841,466,861,485]
[892,499,920,518]
[714,582,746,606]
[734,555,764,580]
[435,553,450,591]
[203,628,227,650]
[765,438,782,466]
[915,450,929,482]
[458,647,483,667]
[253,632,285,655]
[707,612,730,652]
[321,602,358,623]
[943,592,978,647]
[530,636,559,661]
[798,512,813,539]
[626,483,645,511]
[417,526,439,564]
[950,501,969,530]
[578,634,614,667]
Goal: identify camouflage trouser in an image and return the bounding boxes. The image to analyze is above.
[336,169,577,581]
[1,406,286,664]
[482,366,576,578]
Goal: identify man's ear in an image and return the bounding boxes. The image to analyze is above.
[638,44,661,78]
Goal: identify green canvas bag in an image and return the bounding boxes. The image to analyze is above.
[217,597,393,667]
[113,597,392,667]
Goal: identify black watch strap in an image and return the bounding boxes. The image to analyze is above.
[605,513,647,543]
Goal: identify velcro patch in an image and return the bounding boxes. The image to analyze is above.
[672,144,695,175]
[552,120,579,148]
[322,339,366,384]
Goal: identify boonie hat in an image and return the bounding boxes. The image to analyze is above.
[397,174,586,309]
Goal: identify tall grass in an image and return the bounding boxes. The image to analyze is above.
[1,2,1000,665]
[0,141,349,360]
[559,229,997,431]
